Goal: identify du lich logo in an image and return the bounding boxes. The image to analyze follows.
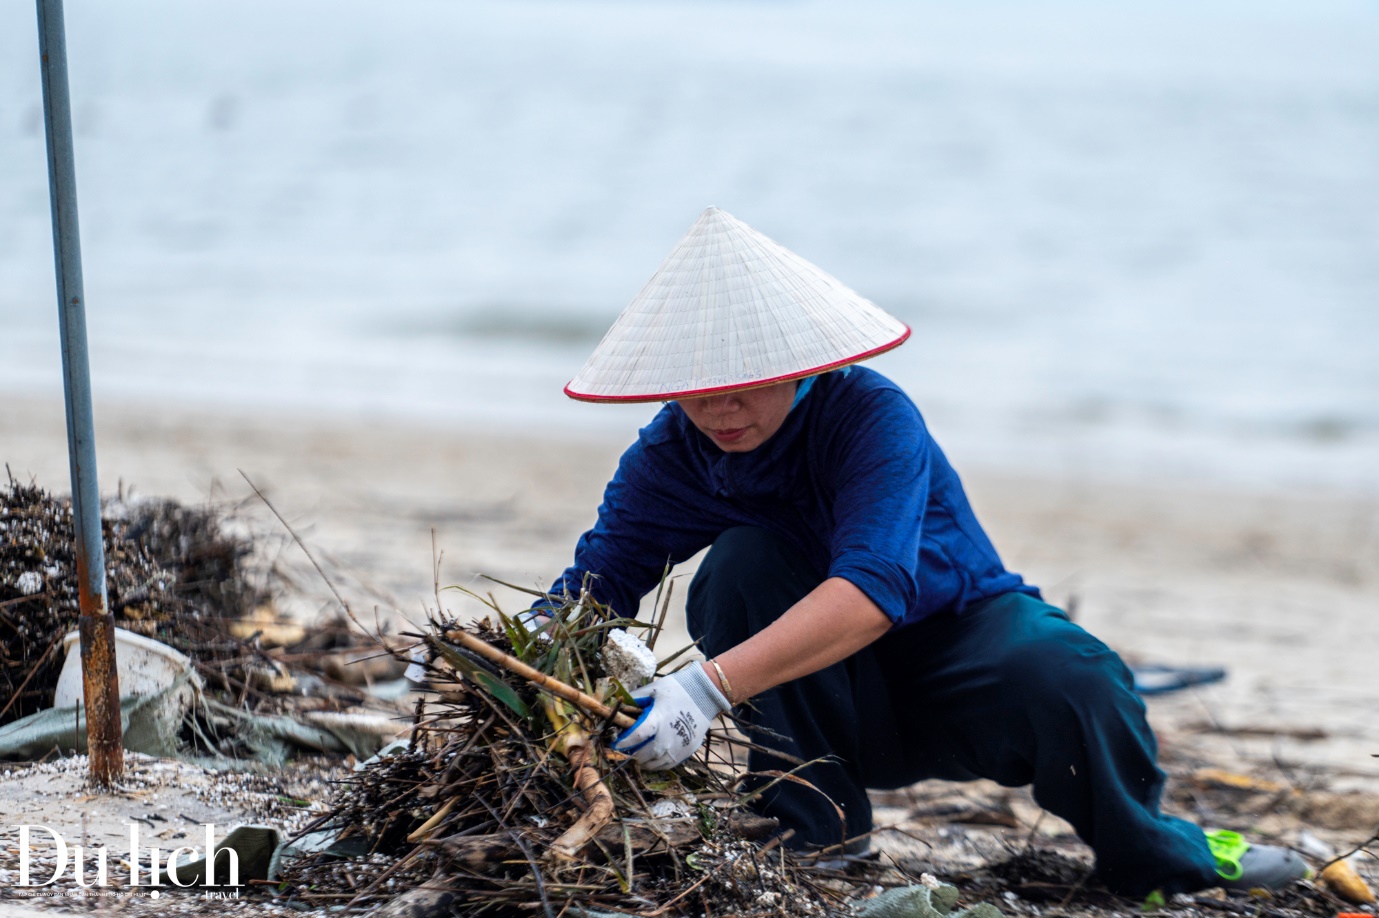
[12,823,241,892]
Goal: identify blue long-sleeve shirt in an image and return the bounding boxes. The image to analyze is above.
[547,367,1038,628]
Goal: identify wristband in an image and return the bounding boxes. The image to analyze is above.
[708,658,736,705]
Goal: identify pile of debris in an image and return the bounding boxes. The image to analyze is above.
[0,473,404,764]
[276,593,877,918]
[0,474,266,724]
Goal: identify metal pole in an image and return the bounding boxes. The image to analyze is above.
[35,0,123,786]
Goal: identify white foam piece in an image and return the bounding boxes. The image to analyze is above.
[601,629,658,690]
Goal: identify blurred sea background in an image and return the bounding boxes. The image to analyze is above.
[2,0,1377,493]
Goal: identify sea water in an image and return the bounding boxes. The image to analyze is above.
[1,0,1376,493]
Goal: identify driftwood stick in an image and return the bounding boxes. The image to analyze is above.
[442,628,637,729]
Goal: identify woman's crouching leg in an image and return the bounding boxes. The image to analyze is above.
[885,593,1218,896]
[687,527,875,852]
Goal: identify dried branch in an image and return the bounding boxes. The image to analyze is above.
[441,627,637,729]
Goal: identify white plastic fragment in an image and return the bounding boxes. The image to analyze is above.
[650,797,694,821]
[404,645,428,683]
[54,627,202,706]
[601,629,658,690]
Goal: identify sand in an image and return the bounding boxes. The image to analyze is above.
[3,391,1376,793]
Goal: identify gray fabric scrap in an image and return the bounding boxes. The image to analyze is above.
[267,828,372,882]
[159,824,280,887]
[0,681,187,759]
[200,698,390,764]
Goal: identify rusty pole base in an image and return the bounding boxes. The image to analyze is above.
[79,612,124,787]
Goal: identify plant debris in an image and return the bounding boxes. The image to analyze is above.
[0,473,270,724]
[277,591,861,917]
[0,473,402,765]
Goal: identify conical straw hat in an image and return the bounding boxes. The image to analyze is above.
[565,207,910,403]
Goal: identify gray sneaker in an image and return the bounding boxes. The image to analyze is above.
[1207,830,1311,890]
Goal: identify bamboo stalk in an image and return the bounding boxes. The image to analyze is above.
[542,695,617,861]
[550,740,615,861]
[441,628,637,729]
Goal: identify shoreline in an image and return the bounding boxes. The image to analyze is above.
[8,390,1377,500]
[4,391,1376,789]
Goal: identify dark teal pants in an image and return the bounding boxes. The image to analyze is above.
[686,527,1218,896]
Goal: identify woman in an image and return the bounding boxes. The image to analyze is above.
[540,207,1306,898]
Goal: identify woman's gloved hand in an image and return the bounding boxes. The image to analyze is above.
[611,664,731,770]
[514,607,554,642]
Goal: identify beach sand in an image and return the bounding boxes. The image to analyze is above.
[4,392,1376,793]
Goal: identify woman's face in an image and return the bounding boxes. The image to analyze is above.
[676,380,798,453]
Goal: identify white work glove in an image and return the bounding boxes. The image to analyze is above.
[514,607,554,642]
[612,664,732,771]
